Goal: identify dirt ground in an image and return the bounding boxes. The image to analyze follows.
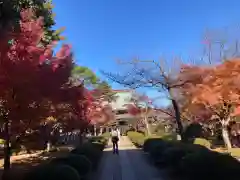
[0,146,73,180]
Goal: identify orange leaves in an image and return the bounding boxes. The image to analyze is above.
[59,36,65,40]
[232,106,240,116]
[180,58,240,121]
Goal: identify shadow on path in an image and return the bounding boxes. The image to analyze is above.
[92,136,163,180]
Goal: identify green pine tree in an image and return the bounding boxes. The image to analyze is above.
[0,0,64,45]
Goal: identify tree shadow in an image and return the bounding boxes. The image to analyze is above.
[1,143,162,180]
[91,147,162,180]
[0,144,75,180]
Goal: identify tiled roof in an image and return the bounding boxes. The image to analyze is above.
[112,89,132,92]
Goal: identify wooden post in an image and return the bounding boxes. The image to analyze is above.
[94,124,97,136]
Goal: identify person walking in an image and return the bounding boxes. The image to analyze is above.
[111,127,119,154]
[117,128,121,141]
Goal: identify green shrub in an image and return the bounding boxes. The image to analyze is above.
[142,136,240,180]
[183,123,205,141]
[143,137,210,169]
[101,132,110,139]
[127,131,145,147]
[50,164,81,180]
[71,142,102,169]
[0,139,5,144]
[143,138,166,152]
[51,154,92,177]
[23,164,81,180]
[91,141,105,151]
[193,138,211,149]
[88,134,109,146]
[158,143,209,170]
[88,136,105,143]
[160,134,177,141]
[148,140,174,163]
[180,150,240,180]
[228,148,240,157]
[86,137,106,151]
[159,146,192,168]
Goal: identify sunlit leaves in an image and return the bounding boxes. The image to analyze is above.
[0,9,73,137]
[0,0,59,45]
[180,58,240,122]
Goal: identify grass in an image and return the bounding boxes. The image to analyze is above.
[212,148,240,157]
[128,131,240,159]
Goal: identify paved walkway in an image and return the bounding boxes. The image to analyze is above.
[95,136,163,180]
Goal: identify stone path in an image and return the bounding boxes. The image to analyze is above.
[95,136,163,180]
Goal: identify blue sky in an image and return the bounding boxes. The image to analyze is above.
[52,0,240,107]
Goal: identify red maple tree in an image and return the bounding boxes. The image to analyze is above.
[0,9,73,173]
[84,89,114,125]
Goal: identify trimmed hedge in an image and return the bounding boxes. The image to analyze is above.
[23,164,81,180]
[71,134,109,169]
[193,138,211,149]
[127,131,145,147]
[180,150,240,180]
[127,131,176,148]
[71,142,102,169]
[23,134,109,180]
[143,137,240,180]
[127,130,240,179]
[51,154,92,177]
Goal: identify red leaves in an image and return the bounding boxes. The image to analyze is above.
[127,104,141,115]
[0,8,113,137]
[0,9,75,135]
[83,88,114,125]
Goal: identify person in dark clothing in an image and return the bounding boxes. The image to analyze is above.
[111,127,119,154]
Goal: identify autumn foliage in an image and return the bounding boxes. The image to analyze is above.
[0,9,112,173]
[0,9,73,137]
[84,89,114,125]
[127,104,141,115]
[178,58,240,148]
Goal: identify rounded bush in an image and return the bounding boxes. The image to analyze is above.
[183,123,204,141]
[148,141,174,164]
[51,154,92,177]
[127,131,145,146]
[160,146,192,168]
[49,164,81,180]
[143,138,164,152]
[23,164,81,180]
[91,141,105,151]
[71,142,102,168]
[180,150,240,180]
[193,138,211,149]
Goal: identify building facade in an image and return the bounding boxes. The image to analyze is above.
[105,90,138,129]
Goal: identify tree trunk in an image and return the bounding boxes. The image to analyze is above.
[45,129,53,152]
[171,98,184,139]
[79,128,87,145]
[222,127,232,149]
[168,88,184,140]
[143,116,151,136]
[46,141,52,152]
[100,127,103,135]
[221,118,232,149]
[2,118,11,180]
[79,131,83,144]
[94,125,97,136]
